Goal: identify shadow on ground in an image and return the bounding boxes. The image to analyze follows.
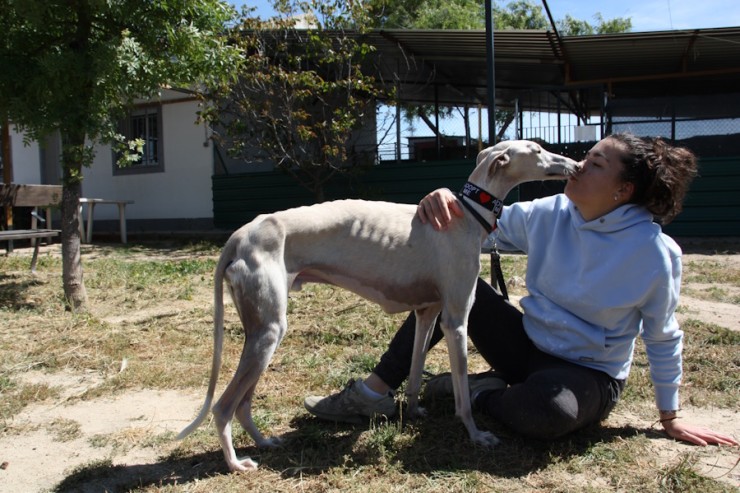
[51,409,664,492]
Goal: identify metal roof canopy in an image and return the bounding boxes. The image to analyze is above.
[363,26,740,120]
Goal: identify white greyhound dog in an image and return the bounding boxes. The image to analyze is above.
[178,140,578,472]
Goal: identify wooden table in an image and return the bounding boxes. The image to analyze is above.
[78,198,134,244]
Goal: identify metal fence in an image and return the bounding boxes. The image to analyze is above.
[375,93,740,162]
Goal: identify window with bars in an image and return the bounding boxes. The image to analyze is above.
[114,105,164,174]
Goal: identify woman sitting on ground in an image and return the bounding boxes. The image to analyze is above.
[304,133,738,447]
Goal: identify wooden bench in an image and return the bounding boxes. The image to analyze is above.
[1,183,62,272]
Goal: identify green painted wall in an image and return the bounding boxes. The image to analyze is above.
[213,156,740,237]
[213,159,482,230]
[663,157,740,237]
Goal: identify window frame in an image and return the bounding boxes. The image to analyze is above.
[113,104,164,175]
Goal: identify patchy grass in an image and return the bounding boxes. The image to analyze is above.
[0,240,738,492]
[680,258,740,304]
[683,259,740,286]
[47,418,83,442]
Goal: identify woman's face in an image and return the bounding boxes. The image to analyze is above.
[564,137,633,221]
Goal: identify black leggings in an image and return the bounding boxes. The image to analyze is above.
[374,278,624,439]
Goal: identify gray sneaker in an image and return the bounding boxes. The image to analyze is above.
[304,378,397,424]
[424,371,507,403]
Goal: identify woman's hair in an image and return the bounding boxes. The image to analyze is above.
[608,132,698,224]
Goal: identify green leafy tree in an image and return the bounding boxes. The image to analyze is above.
[493,0,548,29]
[207,0,390,202]
[558,13,632,35]
[0,0,240,310]
[415,0,485,29]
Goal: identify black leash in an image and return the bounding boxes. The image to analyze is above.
[456,182,509,300]
[489,243,509,300]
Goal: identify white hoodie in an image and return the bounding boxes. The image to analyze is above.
[495,193,682,411]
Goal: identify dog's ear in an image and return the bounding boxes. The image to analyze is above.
[495,150,511,167]
[488,149,511,176]
[476,146,492,167]
[477,144,511,171]
[477,142,509,166]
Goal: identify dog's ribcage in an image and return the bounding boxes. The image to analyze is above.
[238,199,481,314]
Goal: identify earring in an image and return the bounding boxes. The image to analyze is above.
[613,193,619,202]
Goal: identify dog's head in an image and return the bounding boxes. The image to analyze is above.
[472,140,578,191]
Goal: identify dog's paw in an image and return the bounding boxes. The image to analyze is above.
[406,405,428,420]
[229,456,259,472]
[472,430,500,448]
[257,436,284,448]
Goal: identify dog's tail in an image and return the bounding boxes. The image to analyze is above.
[176,256,228,440]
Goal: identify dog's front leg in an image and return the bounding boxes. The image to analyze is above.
[406,306,441,419]
[440,319,500,448]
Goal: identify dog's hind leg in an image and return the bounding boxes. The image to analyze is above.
[212,383,258,471]
[234,383,282,449]
[405,305,441,419]
[233,321,287,448]
[211,257,289,472]
[212,320,286,471]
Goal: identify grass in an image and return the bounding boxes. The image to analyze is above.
[1,240,738,492]
[47,418,83,442]
[682,258,740,305]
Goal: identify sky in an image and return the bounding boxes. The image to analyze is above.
[230,0,740,32]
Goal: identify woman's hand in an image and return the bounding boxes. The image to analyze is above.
[662,418,739,446]
[417,188,464,231]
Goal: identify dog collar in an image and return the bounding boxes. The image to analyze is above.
[460,182,504,218]
[456,190,499,234]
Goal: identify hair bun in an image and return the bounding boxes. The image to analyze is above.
[610,133,697,224]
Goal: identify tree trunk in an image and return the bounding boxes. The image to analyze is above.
[60,133,88,311]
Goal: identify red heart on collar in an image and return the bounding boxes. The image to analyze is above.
[479,192,491,203]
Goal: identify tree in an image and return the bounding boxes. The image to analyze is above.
[414,0,485,29]
[206,0,389,202]
[0,0,241,310]
[209,0,631,200]
[493,0,548,30]
[558,13,632,35]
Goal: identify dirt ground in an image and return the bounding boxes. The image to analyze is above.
[1,249,738,492]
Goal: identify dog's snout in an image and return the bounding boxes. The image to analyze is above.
[555,156,580,177]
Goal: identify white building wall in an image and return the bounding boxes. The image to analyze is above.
[82,99,214,222]
[9,125,42,184]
